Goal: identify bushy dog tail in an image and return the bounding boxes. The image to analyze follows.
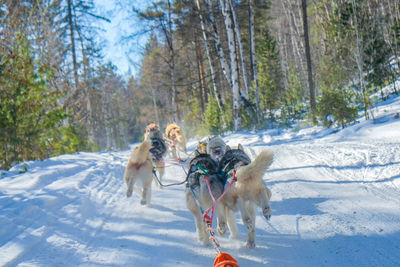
[129,139,151,166]
[236,149,273,182]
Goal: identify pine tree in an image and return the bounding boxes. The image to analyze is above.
[0,33,78,169]
[255,27,283,125]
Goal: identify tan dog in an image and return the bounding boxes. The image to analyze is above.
[219,147,273,248]
[185,153,237,246]
[186,144,273,248]
[124,138,154,205]
[165,123,187,159]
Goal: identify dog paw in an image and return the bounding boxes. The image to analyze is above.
[140,199,147,205]
[126,190,132,198]
[263,206,272,220]
[217,223,226,236]
[246,241,256,249]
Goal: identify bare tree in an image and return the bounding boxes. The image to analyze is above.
[194,0,225,122]
[220,0,241,130]
[248,0,260,123]
[205,0,232,86]
[66,0,79,87]
[229,0,250,96]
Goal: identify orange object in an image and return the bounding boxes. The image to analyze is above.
[213,252,239,267]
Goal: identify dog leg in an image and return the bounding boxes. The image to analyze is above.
[216,203,227,236]
[226,208,238,239]
[140,188,147,205]
[260,187,272,220]
[237,198,253,231]
[185,190,211,246]
[141,179,152,205]
[126,175,135,198]
[245,203,256,248]
[157,161,165,182]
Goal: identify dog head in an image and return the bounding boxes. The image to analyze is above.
[207,136,230,162]
[146,123,160,133]
[166,123,180,139]
[144,123,161,140]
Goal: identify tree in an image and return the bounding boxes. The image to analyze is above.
[220,0,242,131]
[248,0,261,123]
[194,0,225,118]
[135,0,180,122]
[0,33,79,169]
[301,0,316,123]
[256,27,283,123]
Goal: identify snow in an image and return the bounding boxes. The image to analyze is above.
[1,95,400,267]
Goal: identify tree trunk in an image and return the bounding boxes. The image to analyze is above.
[194,0,225,117]
[301,0,316,123]
[350,0,368,119]
[229,0,250,97]
[66,0,78,87]
[195,32,206,113]
[205,0,231,86]
[282,0,307,89]
[220,0,241,131]
[167,0,178,122]
[248,0,260,123]
[151,86,160,126]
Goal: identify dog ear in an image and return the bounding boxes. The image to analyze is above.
[237,143,244,151]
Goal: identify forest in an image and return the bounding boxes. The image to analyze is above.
[1,0,399,170]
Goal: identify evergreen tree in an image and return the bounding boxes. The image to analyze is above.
[255,27,283,125]
[0,33,81,169]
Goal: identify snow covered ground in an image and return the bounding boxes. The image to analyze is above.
[1,94,400,267]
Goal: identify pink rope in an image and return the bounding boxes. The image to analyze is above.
[203,172,237,226]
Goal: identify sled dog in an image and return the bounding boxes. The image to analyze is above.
[195,135,229,161]
[185,152,238,245]
[219,146,273,248]
[124,138,154,205]
[165,123,187,159]
[145,123,167,182]
[144,123,160,139]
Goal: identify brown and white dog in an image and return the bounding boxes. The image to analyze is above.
[124,138,154,205]
[219,147,273,248]
[186,141,273,248]
[165,123,187,159]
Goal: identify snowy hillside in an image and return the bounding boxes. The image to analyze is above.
[1,95,400,267]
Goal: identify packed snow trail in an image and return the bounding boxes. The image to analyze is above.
[1,135,400,266]
[1,98,400,267]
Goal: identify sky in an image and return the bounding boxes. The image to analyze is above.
[1,83,400,266]
[94,0,152,78]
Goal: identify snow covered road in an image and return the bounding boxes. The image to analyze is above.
[1,97,400,266]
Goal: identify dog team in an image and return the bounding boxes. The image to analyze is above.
[123,123,273,248]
